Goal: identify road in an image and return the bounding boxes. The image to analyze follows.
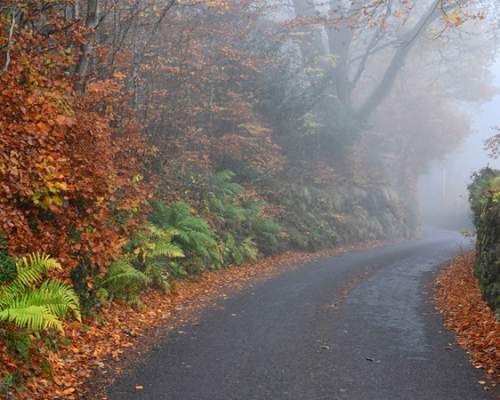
[108,229,498,400]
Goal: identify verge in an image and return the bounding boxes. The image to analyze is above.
[435,252,500,390]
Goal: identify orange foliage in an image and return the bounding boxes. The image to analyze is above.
[132,0,284,185]
[0,11,149,274]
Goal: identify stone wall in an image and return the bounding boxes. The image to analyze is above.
[273,182,415,251]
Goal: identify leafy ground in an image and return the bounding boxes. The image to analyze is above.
[435,252,500,389]
[1,242,382,399]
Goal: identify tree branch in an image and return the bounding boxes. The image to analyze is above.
[349,1,393,92]
[0,9,17,76]
[356,0,445,120]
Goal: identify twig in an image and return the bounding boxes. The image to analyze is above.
[0,9,17,76]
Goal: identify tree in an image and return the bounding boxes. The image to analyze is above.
[289,0,492,121]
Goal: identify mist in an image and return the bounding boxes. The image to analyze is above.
[418,58,500,230]
[3,0,500,396]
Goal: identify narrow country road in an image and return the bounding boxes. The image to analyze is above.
[107,229,498,400]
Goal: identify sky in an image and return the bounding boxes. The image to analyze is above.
[418,58,500,228]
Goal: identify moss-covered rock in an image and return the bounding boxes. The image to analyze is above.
[270,181,414,251]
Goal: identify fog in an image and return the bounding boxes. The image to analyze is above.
[418,58,500,230]
[4,0,500,267]
[236,0,500,236]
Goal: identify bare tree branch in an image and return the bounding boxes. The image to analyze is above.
[349,1,393,92]
[0,8,17,76]
[357,0,446,119]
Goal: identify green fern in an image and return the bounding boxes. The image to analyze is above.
[101,259,150,302]
[144,262,171,293]
[0,304,63,332]
[101,259,150,301]
[222,233,236,264]
[244,203,282,255]
[205,171,282,256]
[222,234,258,265]
[152,240,185,259]
[122,222,187,297]
[150,201,220,269]
[239,237,259,261]
[0,253,61,301]
[0,253,81,332]
[208,170,243,199]
[130,224,184,265]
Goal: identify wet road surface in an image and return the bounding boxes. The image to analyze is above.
[108,229,498,400]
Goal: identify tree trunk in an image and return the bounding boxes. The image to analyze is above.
[76,0,99,92]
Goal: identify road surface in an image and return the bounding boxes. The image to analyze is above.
[108,229,498,400]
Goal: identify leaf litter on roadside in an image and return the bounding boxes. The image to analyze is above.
[435,252,500,388]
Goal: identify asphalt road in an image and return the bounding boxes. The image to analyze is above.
[108,229,499,400]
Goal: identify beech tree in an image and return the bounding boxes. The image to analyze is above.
[289,0,491,120]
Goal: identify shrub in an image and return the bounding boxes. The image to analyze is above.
[206,171,247,230]
[127,224,185,291]
[468,167,500,225]
[468,167,500,316]
[130,224,185,268]
[207,170,244,200]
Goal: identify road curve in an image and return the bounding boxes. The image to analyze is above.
[108,229,498,400]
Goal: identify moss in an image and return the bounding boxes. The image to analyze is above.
[470,168,500,316]
[273,181,412,251]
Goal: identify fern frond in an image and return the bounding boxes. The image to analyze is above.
[240,237,259,261]
[144,263,171,293]
[178,216,211,231]
[102,270,149,288]
[1,284,80,327]
[16,253,62,288]
[0,304,63,332]
[151,241,184,258]
[174,229,189,244]
[0,252,79,333]
[0,253,62,307]
[147,224,179,241]
[210,170,243,198]
[148,200,220,267]
[37,280,81,321]
[102,260,150,300]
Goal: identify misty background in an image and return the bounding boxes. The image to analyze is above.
[419,57,500,230]
[4,0,500,279]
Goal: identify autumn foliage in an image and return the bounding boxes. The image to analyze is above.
[0,2,150,274]
[1,0,499,397]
